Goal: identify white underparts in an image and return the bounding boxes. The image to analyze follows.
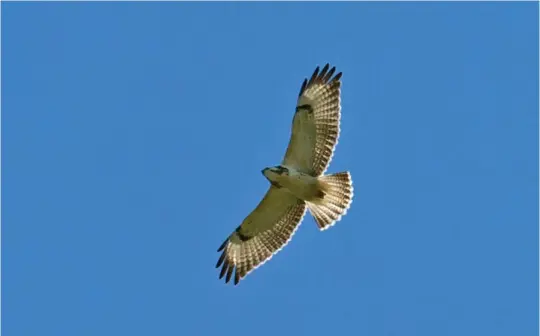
[268,166,320,201]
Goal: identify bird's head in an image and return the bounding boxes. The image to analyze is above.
[261,165,289,180]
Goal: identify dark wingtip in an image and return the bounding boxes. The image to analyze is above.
[307,66,320,86]
[219,259,229,279]
[319,63,330,80]
[299,64,341,98]
[216,251,226,268]
[299,78,308,97]
[225,264,234,283]
[234,270,240,285]
[217,239,228,252]
[323,66,336,82]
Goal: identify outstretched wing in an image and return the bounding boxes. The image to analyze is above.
[216,187,307,285]
[282,64,342,176]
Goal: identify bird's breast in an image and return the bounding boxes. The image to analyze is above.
[275,171,319,201]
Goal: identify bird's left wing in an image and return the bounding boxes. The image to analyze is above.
[216,186,307,285]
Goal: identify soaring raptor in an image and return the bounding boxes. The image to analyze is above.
[216,64,353,285]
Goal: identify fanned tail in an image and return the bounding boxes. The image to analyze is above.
[306,171,353,230]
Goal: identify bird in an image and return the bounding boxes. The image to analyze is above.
[216,64,353,285]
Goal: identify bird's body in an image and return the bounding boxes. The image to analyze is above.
[216,64,354,285]
[262,165,320,201]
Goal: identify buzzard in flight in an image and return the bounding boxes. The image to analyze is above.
[216,64,353,285]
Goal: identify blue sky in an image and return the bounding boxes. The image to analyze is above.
[3,2,538,336]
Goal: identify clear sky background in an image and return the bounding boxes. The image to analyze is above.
[3,2,538,336]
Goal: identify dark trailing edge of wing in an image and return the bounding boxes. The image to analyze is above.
[298,63,342,98]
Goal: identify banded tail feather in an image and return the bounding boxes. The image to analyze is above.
[307,171,353,230]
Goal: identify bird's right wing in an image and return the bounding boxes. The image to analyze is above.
[282,64,342,176]
[216,186,307,285]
